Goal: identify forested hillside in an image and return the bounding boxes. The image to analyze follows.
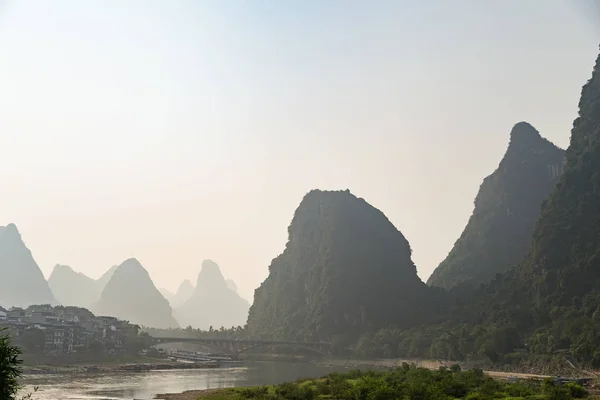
[428,122,564,290]
[359,47,600,366]
[246,189,438,341]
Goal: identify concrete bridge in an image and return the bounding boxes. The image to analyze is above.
[152,337,331,356]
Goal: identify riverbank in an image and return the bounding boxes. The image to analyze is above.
[317,356,600,378]
[23,360,218,375]
[156,389,220,400]
[156,366,593,400]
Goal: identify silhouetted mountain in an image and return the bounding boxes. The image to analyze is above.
[518,49,600,307]
[171,279,194,308]
[226,279,238,293]
[366,47,600,366]
[427,123,565,290]
[176,260,249,329]
[0,224,57,308]
[93,258,178,328]
[159,288,175,304]
[96,265,118,291]
[246,189,432,341]
[48,264,100,308]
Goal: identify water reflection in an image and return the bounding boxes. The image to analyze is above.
[20,362,349,400]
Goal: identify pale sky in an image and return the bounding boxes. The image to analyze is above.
[0,0,598,302]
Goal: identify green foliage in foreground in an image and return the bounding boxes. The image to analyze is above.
[199,365,590,400]
[0,327,23,400]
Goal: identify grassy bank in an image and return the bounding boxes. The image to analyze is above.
[157,364,596,400]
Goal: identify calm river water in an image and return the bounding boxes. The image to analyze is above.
[20,362,350,400]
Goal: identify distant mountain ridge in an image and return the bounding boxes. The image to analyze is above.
[176,260,249,329]
[48,264,100,308]
[0,224,57,308]
[93,258,178,329]
[171,279,195,308]
[47,263,123,308]
[427,122,565,290]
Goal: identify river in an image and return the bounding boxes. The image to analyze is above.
[19,362,351,400]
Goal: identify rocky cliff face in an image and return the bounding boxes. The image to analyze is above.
[0,224,57,308]
[246,189,431,341]
[48,264,100,308]
[427,123,565,290]
[517,50,600,306]
[93,258,178,328]
[176,260,249,329]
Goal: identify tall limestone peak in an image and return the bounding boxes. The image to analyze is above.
[93,258,178,328]
[175,260,249,329]
[521,48,600,305]
[196,259,227,290]
[48,264,100,308]
[246,189,429,341]
[0,223,57,308]
[427,123,564,290]
[509,121,542,142]
[1,223,21,243]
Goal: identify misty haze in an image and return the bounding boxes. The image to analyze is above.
[1,1,600,400]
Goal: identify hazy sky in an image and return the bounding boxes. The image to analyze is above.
[0,1,598,302]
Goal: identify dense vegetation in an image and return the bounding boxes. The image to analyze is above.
[356,49,600,368]
[197,365,590,400]
[0,327,22,400]
[427,122,564,290]
[242,48,600,371]
[247,189,438,342]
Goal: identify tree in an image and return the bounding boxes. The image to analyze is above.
[125,332,153,355]
[89,339,104,355]
[20,328,46,355]
[0,328,23,400]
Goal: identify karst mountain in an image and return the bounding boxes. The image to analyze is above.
[415,46,600,365]
[48,264,101,308]
[427,122,565,290]
[96,264,118,291]
[171,279,195,308]
[246,189,433,341]
[0,224,57,308]
[516,49,600,307]
[93,258,179,328]
[48,263,127,308]
[176,260,249,329]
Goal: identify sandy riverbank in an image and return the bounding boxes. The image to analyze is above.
[155,389,220,400]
